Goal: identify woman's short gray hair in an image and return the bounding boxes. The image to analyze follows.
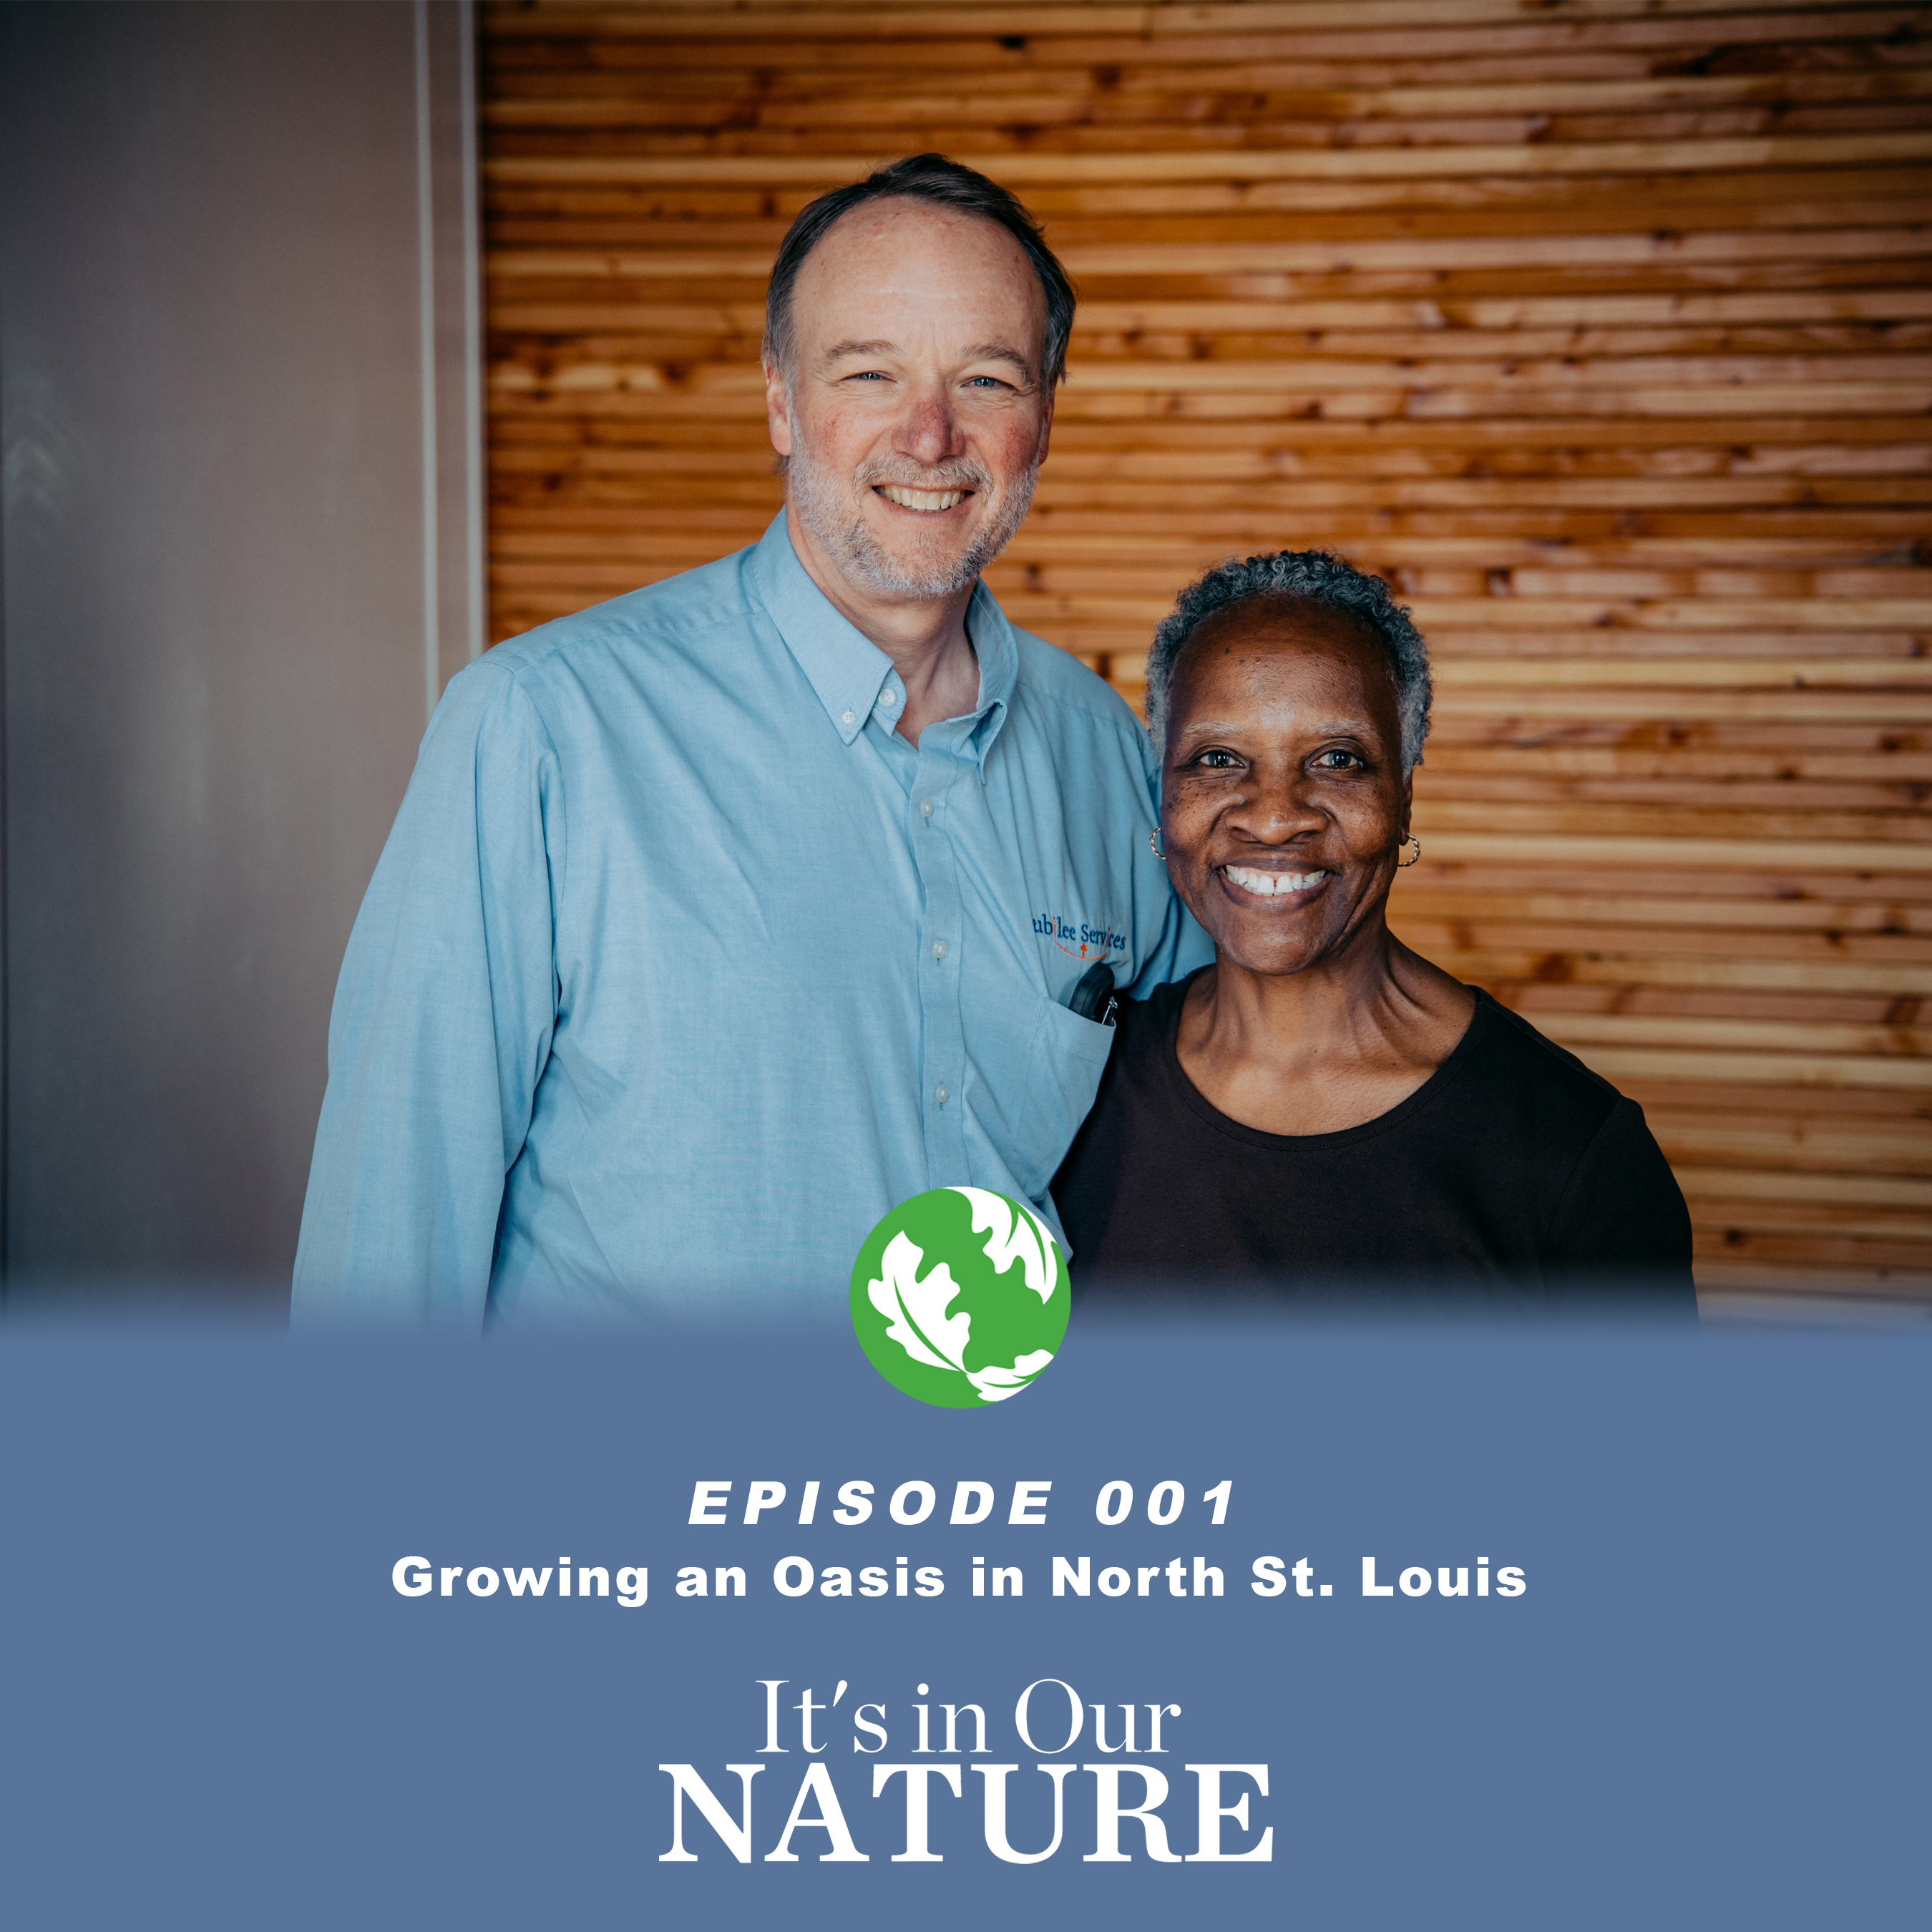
[1144,550,1433,774]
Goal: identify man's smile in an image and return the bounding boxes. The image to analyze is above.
[875,484,972,512]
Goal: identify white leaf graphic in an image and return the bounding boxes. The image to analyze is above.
[868,1231,972,1374]
[951,1187,1060,1304]
[966,1348,1056,1404]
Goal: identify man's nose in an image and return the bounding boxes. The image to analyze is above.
[893,383,965,465]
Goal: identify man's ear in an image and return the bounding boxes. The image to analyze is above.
[1034,379,1055,467]
[763,357,793,458]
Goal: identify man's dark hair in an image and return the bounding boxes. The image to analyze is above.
[1146,550,1433,772]
[763,153,1075,389]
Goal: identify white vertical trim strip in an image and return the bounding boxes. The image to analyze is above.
[457,0,484,661]
[414,0,440,721]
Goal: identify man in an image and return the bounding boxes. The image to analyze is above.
[293,154,1206,1324]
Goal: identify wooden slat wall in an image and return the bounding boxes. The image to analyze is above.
[479,0,1932,1304]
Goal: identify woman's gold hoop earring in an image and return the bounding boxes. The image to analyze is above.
[1149,827,1166,859]
[1397,836,1422,868]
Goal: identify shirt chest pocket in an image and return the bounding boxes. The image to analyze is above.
[1010,995,1118,1202]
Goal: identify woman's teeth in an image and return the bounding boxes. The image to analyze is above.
[1223,865,1327,897]
[879,485,966,512]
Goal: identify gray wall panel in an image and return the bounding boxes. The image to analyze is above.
[0,1,478,1298]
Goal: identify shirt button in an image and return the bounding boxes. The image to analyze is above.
[879,688,897,707]
[841,710,855,726]
[919,799,935,818]
[932,940,948,960]
[934,1084,950,1105]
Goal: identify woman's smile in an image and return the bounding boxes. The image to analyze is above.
[1216,862,1332,904]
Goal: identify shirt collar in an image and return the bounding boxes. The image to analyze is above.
[746,512,1018,771]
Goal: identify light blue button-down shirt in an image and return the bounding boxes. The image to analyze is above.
[292,514,1207,1324]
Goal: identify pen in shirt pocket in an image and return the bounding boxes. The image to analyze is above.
[1068,962,1118,1028]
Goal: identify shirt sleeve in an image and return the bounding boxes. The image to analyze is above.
[291,663,565,1326]
[1541,1097,1697,1311]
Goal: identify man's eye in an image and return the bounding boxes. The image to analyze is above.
[1314,750,1362,771]
[1194,749,1239,769]
[965,376,1006,390]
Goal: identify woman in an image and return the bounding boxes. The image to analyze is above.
[1053,551,1694,1304]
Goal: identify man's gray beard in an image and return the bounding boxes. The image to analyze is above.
[785,431,1038,601]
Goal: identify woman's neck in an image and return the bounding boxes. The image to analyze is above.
[1176,918,1476,1137]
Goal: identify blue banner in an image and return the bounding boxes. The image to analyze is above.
[0,1319,1924,1928]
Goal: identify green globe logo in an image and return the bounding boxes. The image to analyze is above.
[850,1188,1069,1408]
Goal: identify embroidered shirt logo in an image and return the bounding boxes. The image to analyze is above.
[1032,912,1129,962]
